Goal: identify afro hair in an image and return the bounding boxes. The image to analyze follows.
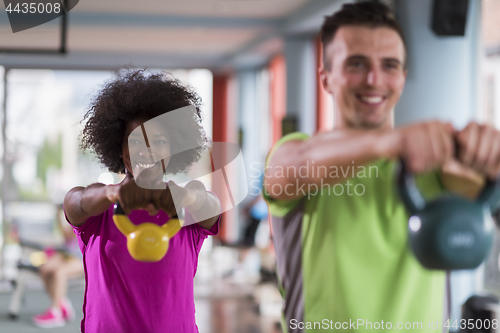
[80,69,209,175]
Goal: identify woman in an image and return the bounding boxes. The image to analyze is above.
[63,70,220,332]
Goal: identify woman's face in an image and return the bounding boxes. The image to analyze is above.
[122,117,171,183]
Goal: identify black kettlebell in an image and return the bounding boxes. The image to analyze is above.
[397,159,498,270]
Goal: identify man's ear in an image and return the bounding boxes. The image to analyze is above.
[319,66,332,95]
[401,69,408,91]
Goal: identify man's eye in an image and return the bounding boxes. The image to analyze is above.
[348,61,365,69]
[383,63,399,70]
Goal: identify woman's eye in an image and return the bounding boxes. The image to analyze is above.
[154,140,166,145]
[129,139,141,145]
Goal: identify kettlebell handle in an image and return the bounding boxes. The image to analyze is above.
[396,159,426,215]
[397,159,499,215]
[113,202,179,220]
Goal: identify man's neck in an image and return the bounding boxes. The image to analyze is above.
[333,108,394,131]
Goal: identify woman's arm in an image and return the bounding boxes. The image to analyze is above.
[63,183,115,227]
[169,181,221,230]
[191,193,220,230]
[64,173,168,227]
[65,176,219,229]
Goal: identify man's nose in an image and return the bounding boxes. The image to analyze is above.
[366,67,382,86]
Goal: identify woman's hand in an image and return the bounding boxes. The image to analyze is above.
[162,180,209,214]
[167,180,220,228]
[106,173,176,217]
[106,175,218,224]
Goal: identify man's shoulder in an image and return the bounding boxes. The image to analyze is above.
[271,132,310,154]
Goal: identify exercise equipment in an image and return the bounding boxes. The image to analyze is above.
[397,159,498,270]
[461,295,500,333]
[112,203,183,262]
[432,0,469,36]
[8,241,81,320]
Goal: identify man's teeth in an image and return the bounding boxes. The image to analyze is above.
[138,162,157,168]
[360,95,383,104]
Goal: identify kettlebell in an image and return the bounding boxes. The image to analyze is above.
[112,202,183,262]
[397,159,498,270]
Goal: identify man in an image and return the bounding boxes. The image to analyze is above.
[263,2,500,332]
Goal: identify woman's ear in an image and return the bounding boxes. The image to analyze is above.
[125,168,133,178]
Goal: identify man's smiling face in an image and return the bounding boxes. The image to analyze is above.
[321,25,407,129]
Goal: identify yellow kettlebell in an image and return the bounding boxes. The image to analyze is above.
[112,202,183,262]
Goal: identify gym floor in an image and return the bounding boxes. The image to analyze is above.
[0,289,281,333]
[0,286,282,333]
[0,246,283,333]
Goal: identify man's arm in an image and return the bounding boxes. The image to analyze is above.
[264,129,401,201]
[265,121,455,201]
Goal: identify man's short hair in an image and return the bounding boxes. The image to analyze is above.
[320,1,407,70]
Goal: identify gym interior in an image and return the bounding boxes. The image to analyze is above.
[0,0,499,332]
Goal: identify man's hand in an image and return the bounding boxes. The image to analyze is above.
[455,122,500,180]
[397,121,455,174]
[441,158,485,199]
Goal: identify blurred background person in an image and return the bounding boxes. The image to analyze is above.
[242,174,268,248]
[32,204,84,328]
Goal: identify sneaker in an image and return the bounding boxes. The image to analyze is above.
[32,307,65,328]
[60,298,75,322]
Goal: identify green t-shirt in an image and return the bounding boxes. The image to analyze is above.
[264,132,446,333]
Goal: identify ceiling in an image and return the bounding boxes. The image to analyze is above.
[0,0,346,71]
[76,0,311,17]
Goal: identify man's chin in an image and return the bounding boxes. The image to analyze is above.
[348,116,387,129]
[359,119,386,129]
[357,112,391,129]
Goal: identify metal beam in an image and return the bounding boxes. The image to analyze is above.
[0,67,7,280]
[226,0,348,66]
[67,12,279,29]
[0,0,352,70]
[0,50,226,71]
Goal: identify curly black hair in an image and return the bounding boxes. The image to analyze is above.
[80,69,209,174]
